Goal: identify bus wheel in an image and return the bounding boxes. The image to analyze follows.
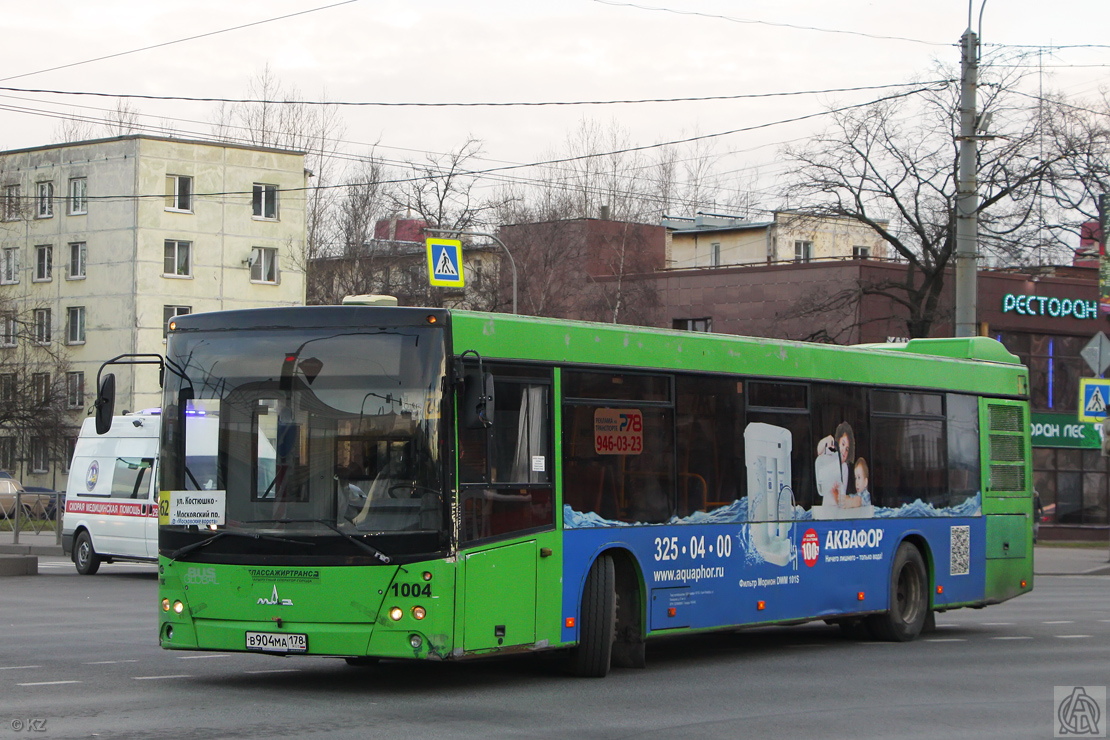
[612,574,645,669]
[569,554,616,677]
[868,542,927,641]
[74,531,101,576]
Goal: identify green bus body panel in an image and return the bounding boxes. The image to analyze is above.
[448,312,1026,395]
[461,541,538,651]
[986,515,1031,560]
[159,558,457,659]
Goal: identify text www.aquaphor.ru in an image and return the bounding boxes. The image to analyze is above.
[653,565,726,584]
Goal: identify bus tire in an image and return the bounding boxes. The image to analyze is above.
[569,554,616,677]
[868,541,927,642]
[611,570,646,669]
[74,531,101,576]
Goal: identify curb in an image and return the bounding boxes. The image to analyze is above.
[0,554,38,576]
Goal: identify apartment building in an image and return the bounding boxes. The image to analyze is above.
[0,135,307,487]
[663,211,891,268]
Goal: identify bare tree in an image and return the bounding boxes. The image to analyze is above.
[780,65,1083,339]
[0,297,77,480]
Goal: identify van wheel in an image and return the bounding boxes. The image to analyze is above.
[74,531,101,575]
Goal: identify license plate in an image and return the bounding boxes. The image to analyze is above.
[245,631,308,653]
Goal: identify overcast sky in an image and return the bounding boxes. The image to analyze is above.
[2,0,1106,207]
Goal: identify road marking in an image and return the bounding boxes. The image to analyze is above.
[981,622,1015,626]
[177,654,232,660]
[244,669,301,674]
[990,636,1033,640]
[84,660,140,665]
[133,675,192,680]
[1043,620,1075,624]
[925,638,967,642]
[18,680,81,686]
[1055,635,1092,639]
[0,665,42,670]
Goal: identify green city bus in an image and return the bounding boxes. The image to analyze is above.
[137,306,1033,676]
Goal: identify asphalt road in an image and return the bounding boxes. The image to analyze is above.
[2,557,1107,740]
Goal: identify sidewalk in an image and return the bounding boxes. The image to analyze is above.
[0,526,64,556]
[0,527,1108,574]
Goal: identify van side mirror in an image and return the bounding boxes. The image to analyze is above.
[462,368,495,429]
[94,373,116,435]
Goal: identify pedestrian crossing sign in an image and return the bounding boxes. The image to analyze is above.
[1078,378,1110,422]
[426,238,465,288]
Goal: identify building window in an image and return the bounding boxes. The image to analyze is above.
[853,245,871,259]
[32,308,50,344]
[164,240,192,277]
[36,182,53,218]
[67,371,85,409]
[710,242,721,267]
[29,437,48,474]
[672,317,713,332]
[0,315,15,347]
[0,437,15,472]
[64,436,78,473]
[165,175,192,212]
[1,247,17,284]
[67,306,86,344]
[252,183,278,219]
[794,240,813,263]
[163,305,191,338]
[0,373,14,401]
[34,245,52,282]
[3,184,20,220]
[68,242,87,279]
[68,177,87,215]
[250,247,279,283]
[31,372,50,405]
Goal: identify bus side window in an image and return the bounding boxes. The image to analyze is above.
[458,372,553,543]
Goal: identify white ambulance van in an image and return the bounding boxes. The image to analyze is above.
[62,411,160,574]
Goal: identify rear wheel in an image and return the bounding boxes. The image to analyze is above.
[74,531,101,576]
[868,542,928,641]
[569,554,616,677]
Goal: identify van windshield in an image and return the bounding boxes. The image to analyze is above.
[159,325,447,563]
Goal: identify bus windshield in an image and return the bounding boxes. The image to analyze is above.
[160,324,447,562]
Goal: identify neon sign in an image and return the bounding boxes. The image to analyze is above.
[1002,294,1098,320]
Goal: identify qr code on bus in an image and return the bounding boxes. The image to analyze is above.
[950,525,970,576]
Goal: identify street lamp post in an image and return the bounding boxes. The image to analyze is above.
[424,229,518,315]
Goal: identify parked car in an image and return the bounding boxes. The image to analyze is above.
[24,486,62,519]
[0,472,54,519]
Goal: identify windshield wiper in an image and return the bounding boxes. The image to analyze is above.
[246,518,392,564]
[168,529,310,561]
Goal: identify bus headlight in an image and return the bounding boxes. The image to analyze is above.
[173,600,185,614]
[412,606,426,620]
[389,607,404,621]
[161,598,171,612]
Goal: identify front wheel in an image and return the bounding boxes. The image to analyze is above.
[568,554,616,677]
[74,531,101,576]
[868,541,928,641]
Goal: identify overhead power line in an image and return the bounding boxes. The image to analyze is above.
[0,0,360,83]
[592,0,949,46]
[2,83,947,205]
[0,80,951,108]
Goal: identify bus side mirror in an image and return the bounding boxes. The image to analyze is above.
[462,369,495,429]
[94,373,116,435]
